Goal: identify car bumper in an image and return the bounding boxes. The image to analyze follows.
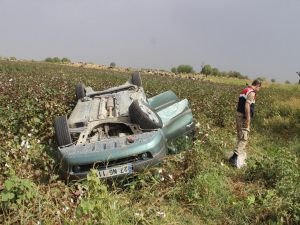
[58,130,167,179]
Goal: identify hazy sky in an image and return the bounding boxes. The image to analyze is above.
[0,0,299,82]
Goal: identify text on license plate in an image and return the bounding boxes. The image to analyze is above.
[99,164,132,178]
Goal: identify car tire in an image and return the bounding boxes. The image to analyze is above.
[129,100,163,129]
[54,116,72,146]
[75,83,86,100]
[130,72,142,87]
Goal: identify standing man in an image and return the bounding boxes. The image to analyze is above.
[229,80,262,168]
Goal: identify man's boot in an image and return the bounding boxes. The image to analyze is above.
[228,152,238,167]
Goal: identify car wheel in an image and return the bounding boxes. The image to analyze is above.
[75,83,86,100]
[130,72,142,87]
[129,100,163,129]
[54,116,72,146]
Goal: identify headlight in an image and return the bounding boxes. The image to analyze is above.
[141,153,148,160]
[73,165,81,173]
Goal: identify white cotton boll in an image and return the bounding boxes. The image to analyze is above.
[25,141,30,149]
[156,211,166,218]
[21,140,26,147]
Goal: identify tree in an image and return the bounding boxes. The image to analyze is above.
[211,67,220,76]
[285,80,290,84]
[45,57,53,63]
[45,57,62,63]
[61,58,71,63]
[227,71,245,79]
[256,77,266,82]
[177,65,194,73]
[271,78,276,83]
[171,67,177,73]
[52,57,61,63]
[109,62,116,68]
[201,64,213,76]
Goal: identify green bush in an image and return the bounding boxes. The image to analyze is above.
[0,175,38,209]
[211,67,219,76]
[177,64,194,73]
[52,57,61,63]
[201,64,213,75]
[45,57,54,62]
[226,70,248,79]
[61,57,71,63]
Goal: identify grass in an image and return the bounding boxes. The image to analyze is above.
[0,60,299,224]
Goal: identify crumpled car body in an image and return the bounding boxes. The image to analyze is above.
[54,73,195,179]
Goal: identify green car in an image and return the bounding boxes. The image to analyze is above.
[54,72,195,179]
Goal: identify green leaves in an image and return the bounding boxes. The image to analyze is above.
[0,175,38,207]
[76,170,132,224]
[1,192,15,201]
[247,195,255,206]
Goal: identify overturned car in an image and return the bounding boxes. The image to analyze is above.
[54,72,195,179]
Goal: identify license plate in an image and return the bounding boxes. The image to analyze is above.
[99,164,132,178]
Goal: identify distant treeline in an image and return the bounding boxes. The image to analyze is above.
[44,57,71,63]
[171,64,248,79]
